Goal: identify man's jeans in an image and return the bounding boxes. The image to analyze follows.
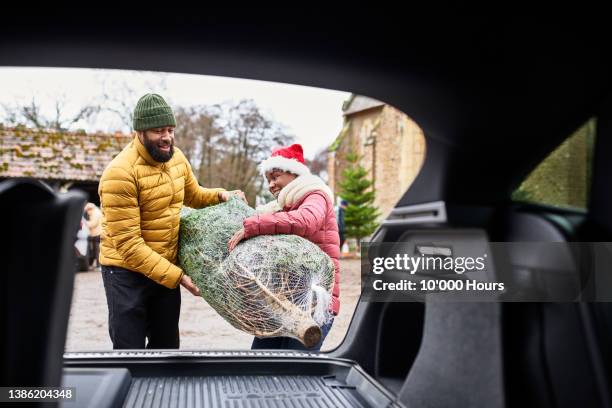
[101,266,181,349]
[251,318,335,352]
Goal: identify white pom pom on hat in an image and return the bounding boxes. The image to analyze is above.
[258,144,311,177]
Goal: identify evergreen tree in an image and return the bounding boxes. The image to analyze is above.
[338,153,380,251]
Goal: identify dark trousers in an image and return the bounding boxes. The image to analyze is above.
[251,318,334,352]
[87,236,100,267]
[101,265,181,349]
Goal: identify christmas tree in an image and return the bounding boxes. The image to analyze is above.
[179,198,334,347]
[338,153,380,251]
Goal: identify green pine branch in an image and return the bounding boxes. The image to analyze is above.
[338,152,380,243]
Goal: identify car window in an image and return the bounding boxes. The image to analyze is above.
[512,118,596,210]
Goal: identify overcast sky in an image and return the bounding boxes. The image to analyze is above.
[0,67,351,159]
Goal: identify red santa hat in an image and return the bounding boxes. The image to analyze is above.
[259,144,311,177]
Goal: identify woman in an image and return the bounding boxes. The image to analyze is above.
[228,144,340,351]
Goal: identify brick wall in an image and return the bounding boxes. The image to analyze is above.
[330,105,426,222]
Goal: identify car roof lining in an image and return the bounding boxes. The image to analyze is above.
[1,19,610,203]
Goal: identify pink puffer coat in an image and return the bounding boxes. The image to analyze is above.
[242,175,340,315]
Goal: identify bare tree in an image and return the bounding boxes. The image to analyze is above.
[98,70,168,131]
[2,97,100,131]
[174,105,223,187]
[217,99,294,203]
[306,147,329,182]
[172,99,294,205]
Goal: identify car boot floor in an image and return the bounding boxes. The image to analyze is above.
[124,374,372,407]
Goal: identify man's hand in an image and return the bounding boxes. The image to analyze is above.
[180,274,201,296]
[228,228,246,252]
[219,190,248,205]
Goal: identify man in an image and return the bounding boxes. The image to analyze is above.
[84,202,101,271]
[98,93,246,349]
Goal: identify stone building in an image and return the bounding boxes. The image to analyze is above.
[0,126,132,204]
[327,95,426,221]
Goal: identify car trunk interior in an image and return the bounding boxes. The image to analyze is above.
[3,18,612,408]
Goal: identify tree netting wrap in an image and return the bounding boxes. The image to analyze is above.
[178,198,335,348]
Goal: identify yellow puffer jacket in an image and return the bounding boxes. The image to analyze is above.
[99,135,225,289]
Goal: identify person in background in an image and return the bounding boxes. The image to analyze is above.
[337,199,348,250]
[84,202,102,271]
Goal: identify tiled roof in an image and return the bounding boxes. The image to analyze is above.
[343,95,385,116]
[0,126,132,181]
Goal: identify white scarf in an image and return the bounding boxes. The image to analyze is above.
[256,174,334,215]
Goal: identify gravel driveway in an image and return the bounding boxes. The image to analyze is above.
[65,259,361,352]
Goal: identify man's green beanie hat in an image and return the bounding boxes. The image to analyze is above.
[133,93,177,131]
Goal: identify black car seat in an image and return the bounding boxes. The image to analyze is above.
[0,179,86,390]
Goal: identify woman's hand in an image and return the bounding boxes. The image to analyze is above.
[228,228,246,252]
[219,190,248,205]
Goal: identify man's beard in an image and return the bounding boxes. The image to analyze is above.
[143,137,174,163]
